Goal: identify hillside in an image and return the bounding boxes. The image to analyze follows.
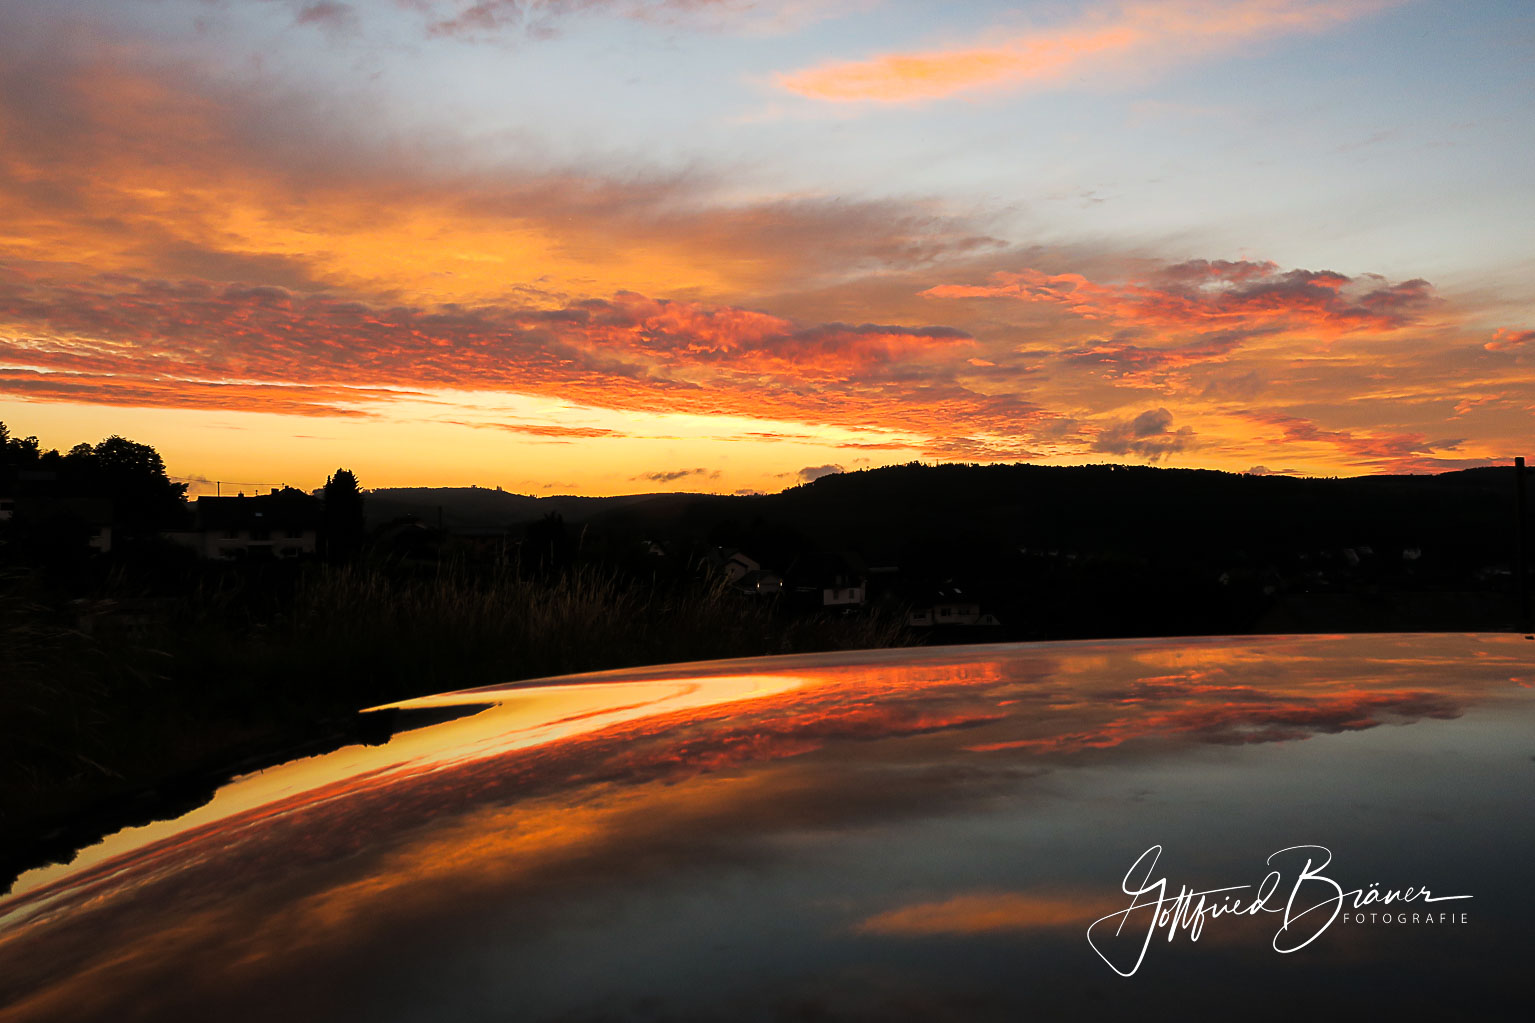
[372,463,1527,569]
[363,487,691,531]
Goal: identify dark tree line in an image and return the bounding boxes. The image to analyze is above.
[1,422,189,541]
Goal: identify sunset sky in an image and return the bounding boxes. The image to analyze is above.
[1,0,1531,496]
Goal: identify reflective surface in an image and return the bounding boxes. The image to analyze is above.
[1,635,1531,1021]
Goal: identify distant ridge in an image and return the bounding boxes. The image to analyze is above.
[367,461,1525,560]
[365,487,718,531]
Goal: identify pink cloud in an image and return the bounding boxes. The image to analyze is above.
[776,0,1393,103]
[1484,328,1535,352]
[924,260,1434,338]
[0,268,1041,451]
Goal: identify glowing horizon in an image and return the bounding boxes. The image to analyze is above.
[1,0,1531,496]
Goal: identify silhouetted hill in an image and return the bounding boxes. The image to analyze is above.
[372,465,1528,571]
[368,463,1529,609]
[364,487,710,531]
[743,462,1522,563]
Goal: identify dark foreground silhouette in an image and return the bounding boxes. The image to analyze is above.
[3,433,1530,888]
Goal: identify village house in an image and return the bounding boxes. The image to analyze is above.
[786,551,867,609]
[704,547,785,596]
[165,490,322,560]
[907,585,1001,628]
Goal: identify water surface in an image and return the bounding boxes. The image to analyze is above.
[1,635,1530,1020]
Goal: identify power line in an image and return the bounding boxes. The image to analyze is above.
[170,477,289,497]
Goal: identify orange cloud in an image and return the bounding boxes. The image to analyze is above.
[776,1,1391,103]
[0,31,1000,311]
[0,367,399,418]
[1484,328,1535,353]
[448,420,621,439]
[0,268,1037,449]
[924,261,1435,338]
[0,10,1523,482]
[1242,412,1459,472]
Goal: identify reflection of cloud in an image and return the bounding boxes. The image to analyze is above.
[855,890,1122,935]
[967,688,1465,755]
[776,1,1391,103]
[2,635,1527,1022]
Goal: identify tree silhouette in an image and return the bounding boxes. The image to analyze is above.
[79,436,188,530]
[1,423,186,532]
[322,468,366,562]
[525,511,572,572]
[0,422,43,469]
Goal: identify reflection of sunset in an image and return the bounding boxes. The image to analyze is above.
[2,636,1531,1021]
[855,891,1124,936]
[5,674,812,913]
